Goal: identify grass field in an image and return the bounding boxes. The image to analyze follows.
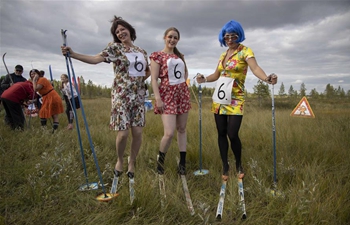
[1,96,349,225]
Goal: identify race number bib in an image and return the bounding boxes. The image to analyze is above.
[212,76,234,104]
[125,52,146,77]
[167,58,185,85]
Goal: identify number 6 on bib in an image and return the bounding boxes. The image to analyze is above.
[212,76,234,105]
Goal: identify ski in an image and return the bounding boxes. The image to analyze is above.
[176,157,195,215]
[238,178,247,219]
[216,178,227,220]
[159,174,166,207]
[180,175,195,215]
[128,157,135,204]
[110,170,120,194]
[157,155,166,207]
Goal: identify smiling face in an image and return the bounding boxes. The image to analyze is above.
[164,29,179,49]
[115,25,131,43]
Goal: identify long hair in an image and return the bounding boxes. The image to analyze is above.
[110,16,136,43]
[164,27,187,70]
[29,69,41,78]
[218,20,245,47]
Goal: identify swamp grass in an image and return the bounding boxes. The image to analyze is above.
[0,96,349,225]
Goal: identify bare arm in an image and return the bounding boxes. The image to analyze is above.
[150,60,161,100]
[32,75,43,91]
[143,65,151,81]
[150,60,164,112]
[183,56,189,80]
[61,46,105,64]
[196,66,220,84]
[247,57,277,84]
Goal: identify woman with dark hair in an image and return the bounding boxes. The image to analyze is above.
[32,69,64,132]
[196,20,278,181]
[150,27,191,175]
[61,16,150,180]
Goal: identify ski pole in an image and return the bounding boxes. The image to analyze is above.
[194,73,208,176]
[61,29,90,188]
[271,83,277,187]
[2,53,14,84]
[61,29,108,198]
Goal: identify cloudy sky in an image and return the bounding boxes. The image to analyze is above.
[1,0,349,93]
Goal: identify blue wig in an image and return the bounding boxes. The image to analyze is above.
[218,20,245,47]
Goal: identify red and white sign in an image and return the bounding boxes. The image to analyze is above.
[290,96,315,118]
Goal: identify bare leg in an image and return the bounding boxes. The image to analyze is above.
[157,114,177,174]
[176,113,189,152]
[159,114,177,153]
[115,129,129,172]
[128,126,143,173]
[53,114,59,123]
[176,113,189,175]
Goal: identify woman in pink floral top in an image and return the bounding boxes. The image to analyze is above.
[150,27,191,175]
[196,20,278,181]
[61,16,150,179]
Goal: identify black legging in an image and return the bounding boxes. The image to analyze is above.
[214,114,243,172]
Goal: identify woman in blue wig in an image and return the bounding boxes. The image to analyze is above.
[196,20,278,180]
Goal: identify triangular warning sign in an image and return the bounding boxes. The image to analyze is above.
[290,96,315,118]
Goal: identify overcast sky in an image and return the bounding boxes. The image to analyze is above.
[1,0,349,93]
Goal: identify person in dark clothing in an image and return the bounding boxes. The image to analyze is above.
[1,81,36,130]
[1,65,27,91]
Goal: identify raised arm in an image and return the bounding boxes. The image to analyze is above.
[61,46,105,65]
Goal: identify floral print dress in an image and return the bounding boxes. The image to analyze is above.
[149,51,191,115]
[100,42,149,131]
[211,44,254,115]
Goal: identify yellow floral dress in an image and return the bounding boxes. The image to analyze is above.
[211,44,254,115]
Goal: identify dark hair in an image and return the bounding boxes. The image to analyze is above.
[164,27,187,71]
[29,69,41,77]
[110,16,136,43]
[15,65,23,71]
[39,70,45,77]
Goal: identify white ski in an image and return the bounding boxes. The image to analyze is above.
[216,178,227,220]
[176,157,195,215]
[128,156,135,204]
[238,178,247,219]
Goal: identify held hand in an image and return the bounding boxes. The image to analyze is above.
[196,73,206,84]
[269,73,278,85]
[61,46,73,56]
[33,74,39,82]
[266,73,278,85]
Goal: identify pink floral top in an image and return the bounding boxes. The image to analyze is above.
[150,51,191,115]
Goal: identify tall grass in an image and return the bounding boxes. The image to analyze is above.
[0,96,349,225]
